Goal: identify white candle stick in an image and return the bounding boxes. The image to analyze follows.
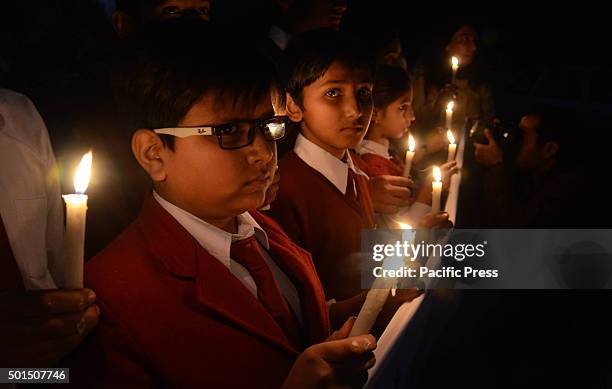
[350,224,413,336]
[62,151,92,289]
[432,166,442,213]
[447,130,457,162]
[445,101,454,131]
[403,134,416,178]
[451,56,459,84]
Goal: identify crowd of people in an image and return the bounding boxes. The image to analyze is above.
[1,1,609,388]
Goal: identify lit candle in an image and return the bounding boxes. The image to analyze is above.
[403,134,416,178]
[350,223,413,336]
[445,101,454,131]
[432,166,442,213]
[451,56,459,84]
[447,130,457,162]
[62,151,92,289]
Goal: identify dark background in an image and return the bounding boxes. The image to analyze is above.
[1,1,610,388]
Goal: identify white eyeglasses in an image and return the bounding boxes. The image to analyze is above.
[154,115,288,150]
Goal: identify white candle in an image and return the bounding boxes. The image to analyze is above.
[445,101,454,131]
[403,134,416,178]
[451,56,459,84]
[350,224,413,336]
[447,130,457,162]
[432,166,442,213]
[62,151,92,289]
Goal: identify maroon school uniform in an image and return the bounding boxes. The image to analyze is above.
[356,139,405,177]
[70,194,329,388]
[269,134,375,301]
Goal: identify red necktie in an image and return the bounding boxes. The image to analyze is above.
[346,169,359,203]
[230,235,301,348]
[0,214,24,292]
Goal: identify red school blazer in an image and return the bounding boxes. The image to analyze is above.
[70,195,330,388]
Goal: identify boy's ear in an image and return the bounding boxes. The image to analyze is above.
[112,11,137,38]
[285,93,303,123]
[131,129,167,182]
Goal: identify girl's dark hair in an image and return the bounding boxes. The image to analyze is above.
[420,18,490,92]
[373,65,411,110]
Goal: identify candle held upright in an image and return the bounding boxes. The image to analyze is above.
[447,130,457,162]
[62,151,92,289]
[432,166,442,214]
[403,134,416,178]
[451,56,459,84]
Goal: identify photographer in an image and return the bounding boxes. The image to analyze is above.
[473,105,591,227]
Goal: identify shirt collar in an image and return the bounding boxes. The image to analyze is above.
[356,139,391,159]
[294,133,367,195]
[269,25,291,51]
[153,191,270,270]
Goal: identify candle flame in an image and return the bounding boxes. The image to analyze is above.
[451,56,459,67]
[74,151,92,194]
[398,222,413,230]
[447,130,456,145]
[433,166,442,182]
[408,134,416,152]
[446,101,454,112]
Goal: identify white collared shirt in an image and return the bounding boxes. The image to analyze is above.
[0,89,64,290]
[153,192,302,323]
[356,139,392,159]
[269,25,291,51]
[294,133,369,196]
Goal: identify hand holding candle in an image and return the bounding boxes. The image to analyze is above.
[62,151,92,289]
[349,223,414,337]
[447,130,457,162]
[451,56,459,84]
[403,134,416,178]
[431,166,442,213]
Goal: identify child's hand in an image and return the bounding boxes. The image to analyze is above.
[261,167,280,208]
[417,212,453,230]
[441,161,459,191]
[282,317,376,389]
[414,162,457,204]
[0,289,100,367]
[368,175,413,214]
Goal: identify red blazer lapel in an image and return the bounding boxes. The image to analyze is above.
[194,247,298,356]
[250,211,330,345]
[136,194,298,357]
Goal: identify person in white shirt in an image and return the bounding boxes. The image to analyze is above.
[0,89,98,367]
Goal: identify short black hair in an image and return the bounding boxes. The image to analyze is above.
[114,21,280,150]
[373,65,411,110]
[284,29,376,109]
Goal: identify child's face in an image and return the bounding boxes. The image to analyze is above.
[158,93,278,221]
[294,61,373,158]
[377,90,415,140]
